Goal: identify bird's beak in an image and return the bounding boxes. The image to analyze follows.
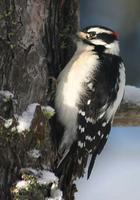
[77,31,90,40]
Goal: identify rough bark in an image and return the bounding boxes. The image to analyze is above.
[0,0,79,200]
[0,0,49,113]
[0,0,79,114]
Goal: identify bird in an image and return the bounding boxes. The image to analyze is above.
[55,25,125,181]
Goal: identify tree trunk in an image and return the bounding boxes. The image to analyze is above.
[0,0,79,114]
[0,0,79,200]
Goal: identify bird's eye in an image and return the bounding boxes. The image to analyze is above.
[87,31,96,39]
[89,32,96,37]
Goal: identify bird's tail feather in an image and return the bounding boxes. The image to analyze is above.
[55,140,87,188]
[55,141,77,178]
[87,153,97,179]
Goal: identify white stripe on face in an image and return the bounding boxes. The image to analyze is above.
[87,27,112,35]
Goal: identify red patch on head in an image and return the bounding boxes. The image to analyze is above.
[112,32,119,40]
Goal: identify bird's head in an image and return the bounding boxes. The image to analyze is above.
[77,26,120,55]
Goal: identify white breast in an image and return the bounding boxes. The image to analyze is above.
[55,47,99,147]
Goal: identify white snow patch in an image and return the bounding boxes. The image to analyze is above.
[42,105,55,115]
[19,168,62,200]
[0,90,14,99]
[124,85,140,105]
[17,104,55,132]
[37,170,58,185]
[28,149,41,159]
[4,119,13,128]
[49,182,63,200]
[16,180,29,190]
[22,168,58,185]
[17,103,39,132]
[46,106,55,114]
[15,169,62,199]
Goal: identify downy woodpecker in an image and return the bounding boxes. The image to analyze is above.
[55,26,125,178]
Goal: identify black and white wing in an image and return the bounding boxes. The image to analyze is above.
[76,54,125,178]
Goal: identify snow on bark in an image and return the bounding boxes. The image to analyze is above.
[13,168,63,200]
[114,85,140,126]
[17,103,55,132]
[124,85,140,105]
